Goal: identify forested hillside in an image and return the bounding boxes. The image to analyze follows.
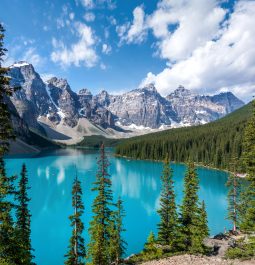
[115,102,253,170]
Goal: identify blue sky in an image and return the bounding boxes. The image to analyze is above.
[1,0,255,101]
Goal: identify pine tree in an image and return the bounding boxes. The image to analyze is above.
[144,231,157,253]
[0,23,15,157]
[157,156,179,251]
[0,158,18,263]
[88,144,113,265]
[16,164,34,264]
[109,197,127,265]
[226,159,241,232]
[240,100,255,232]
[179,162,207,253]
[142,231,162,260]
[65,170,86,265]
[199,200,209,240]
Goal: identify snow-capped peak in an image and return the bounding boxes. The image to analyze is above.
[10,61,30,68]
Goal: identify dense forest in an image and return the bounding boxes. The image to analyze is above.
[115,102,253,171]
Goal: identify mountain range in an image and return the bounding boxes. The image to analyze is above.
[7,61,244,145]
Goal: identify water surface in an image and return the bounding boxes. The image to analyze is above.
[5,148,231,265]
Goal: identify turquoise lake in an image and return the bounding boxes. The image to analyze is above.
[5,148,231,265]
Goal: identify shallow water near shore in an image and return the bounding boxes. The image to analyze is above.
[5,148,231,265]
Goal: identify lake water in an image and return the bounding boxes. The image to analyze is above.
[5,148,231,265]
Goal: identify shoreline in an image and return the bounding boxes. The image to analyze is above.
[114,154,247,179]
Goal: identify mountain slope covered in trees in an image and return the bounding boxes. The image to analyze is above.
[115,102,253,170]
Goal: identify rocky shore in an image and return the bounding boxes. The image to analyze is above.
[140,254,255,265]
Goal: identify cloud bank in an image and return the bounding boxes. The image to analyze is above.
[119,0,255,101]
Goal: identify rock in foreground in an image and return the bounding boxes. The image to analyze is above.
[139,254,255,265]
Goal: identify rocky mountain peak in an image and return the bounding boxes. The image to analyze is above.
[98,90,109,96]
[78,88,92,96]
[142,83,157,93]
[95,90,110,107]
[7,61,246,139]
[211,91,244,113]
[9,61,38,85]
[47,77,71,91]
[169,86,193,98]
[10,61,31,68]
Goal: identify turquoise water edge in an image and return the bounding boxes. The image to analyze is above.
[5,148,231,265]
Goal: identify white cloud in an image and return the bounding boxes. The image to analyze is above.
[108,16,117,26]
[69,12,75,20]
[80,0,94,9]
[140,1,255,101]
[79,0,116,10]
[22,47,43,67]
[83,12,95,22]
[102,43,111,54]
[4,45,44,69]
[149,0,226,61]
[100,63,107,70]
[117,6,147,44]
[56,18,65,29]
[51,22,98,68]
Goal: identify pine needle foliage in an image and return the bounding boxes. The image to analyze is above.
[109,197,127,264]
[240,100,255,232]
[15,164,34,264]
[226,159,241,232]
[179,162,209,254]
[0,23,15,156]
[115,103,253,171]
[0,158,18,263]
[65,170,86,265]
[88,144,114,265]
[157,156,179,251]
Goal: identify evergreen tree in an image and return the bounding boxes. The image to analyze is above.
[157,156,179,251]
[240,100,255,232]
[199,200,209,240]
[144,231,157,253]
[226,160,241,232]
[142,231,162,260]
[0,23,15,157]
[0,158,18,263]
[109,197,127,265]
[179,162,207,253]
[88,144,113,265]
[16,164,34,264]
[65,170,86,265]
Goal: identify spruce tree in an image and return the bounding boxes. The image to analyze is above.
[157,156,179,251]
[142,231,162,260]
[179,162,207,253]
[0,23,15,157]
[240,99,255,232]
[0,158,18,263]
[65,170,86,265]
[88,144,113,265]
[16,164,34,264]
[200,200,209,240]
[226,160,241,232]
[109,197,127,265]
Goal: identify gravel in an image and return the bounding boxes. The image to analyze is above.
[139,254,255,265]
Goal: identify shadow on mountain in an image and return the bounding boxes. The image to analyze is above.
[38,122,71,140]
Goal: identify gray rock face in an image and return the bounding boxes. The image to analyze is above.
[47,77,79,127]
[166,86,244,125]
[211,92,245,113]
[9,62,57,131]
[107,84,178,128]
[78,90,115,128]
[8,62,245,136]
